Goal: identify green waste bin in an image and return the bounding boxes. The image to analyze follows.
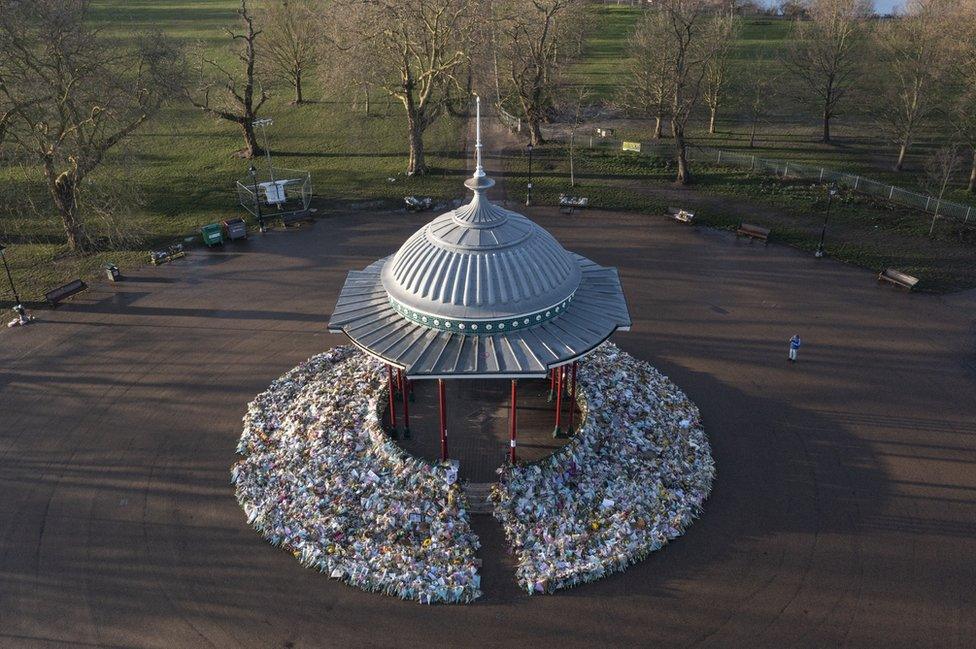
[201,223,223,247]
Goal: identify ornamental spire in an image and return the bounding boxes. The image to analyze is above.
[474,95,485,179]
[465,95,495,193]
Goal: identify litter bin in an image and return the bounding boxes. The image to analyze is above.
[222,217,247,241]
[105,263,121,282]
[201,223,223,247]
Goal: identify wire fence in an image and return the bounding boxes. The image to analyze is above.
[580,135,975,225]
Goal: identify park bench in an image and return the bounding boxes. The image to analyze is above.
[877,268,918,291]
[280,210,314,227]
[44,278,87,306]
[404,196,434,212]
[736,222,770,243]
[150,244,185,266]
[667,207,695,223]
[559,194,589,215]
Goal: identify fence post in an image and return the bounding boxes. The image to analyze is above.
[751,155,756,171]
[783,162,789,178]
[854,176,860,190]
[967,206,971,224]
[819,168,824,182]
[925,196,930,211]
[889,186,894,200]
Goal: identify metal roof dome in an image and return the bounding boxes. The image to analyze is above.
[380,178,582,330]
[328,97,630,378]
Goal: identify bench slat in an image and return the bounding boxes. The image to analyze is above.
[45,279,87,305]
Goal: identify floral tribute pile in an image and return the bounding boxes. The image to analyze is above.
[232,346,483,604]
[491,343,715,594]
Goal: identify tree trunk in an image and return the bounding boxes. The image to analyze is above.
[822,109,831,143]
[749,118,758,148]
[529,118,544,146]
[708,106,717,134]
[653,115,662,139]
[48,170,86,252]
[895,140,908,172]
[968,150,976,193]
[239,121,262,158]
[407,113,427,175]
[294,70,303,105]
[674,127,691,185]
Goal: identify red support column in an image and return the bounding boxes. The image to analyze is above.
[509,379,518,463]
[438,379,448,461]
[568,361,577,434]
[552,365,564,438]
[399,369,410,439]
[387,365,398,438]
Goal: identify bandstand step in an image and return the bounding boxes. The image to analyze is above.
[463,482,494,515]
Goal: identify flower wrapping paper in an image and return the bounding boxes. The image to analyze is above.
[491,343,715,594]
[232,346,483,604]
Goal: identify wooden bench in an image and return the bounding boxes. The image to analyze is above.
[667,206,695,223]
[559,194,589,215]
[281,210,314,227]
[878,268,918,291]
[404,196,433,212]
[150,244,185,266]
[736,222,770,243]
[44,279,87,306]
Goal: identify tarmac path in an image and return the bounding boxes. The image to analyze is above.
[1,124,975,648]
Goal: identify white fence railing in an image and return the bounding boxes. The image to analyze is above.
[585,136,974,225]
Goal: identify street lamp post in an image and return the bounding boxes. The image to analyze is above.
[526,143,534,206]
[249,164,266,233]
[815,186,838,258]
[0,244,22,306]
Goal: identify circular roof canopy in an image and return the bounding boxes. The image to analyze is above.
[380,177,582,331]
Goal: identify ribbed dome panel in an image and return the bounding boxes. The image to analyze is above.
[381,191,582,324]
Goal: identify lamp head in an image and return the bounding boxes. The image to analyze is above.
[249,164,257,175]
[527,143,533,152]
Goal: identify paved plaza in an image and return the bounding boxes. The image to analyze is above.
[1,176,975,646]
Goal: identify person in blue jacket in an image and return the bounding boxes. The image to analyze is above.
[789,334,801,363]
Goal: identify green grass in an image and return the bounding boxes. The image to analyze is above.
[0,0,469,305]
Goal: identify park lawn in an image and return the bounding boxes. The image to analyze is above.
[570,5,975,204]
[0,0,469,305]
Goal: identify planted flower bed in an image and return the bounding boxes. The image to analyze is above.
[491,343,714,594]
[232,346,483,604]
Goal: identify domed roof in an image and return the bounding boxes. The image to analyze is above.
[380,178,581,330]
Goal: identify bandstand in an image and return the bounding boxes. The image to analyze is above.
[328,100,631,466]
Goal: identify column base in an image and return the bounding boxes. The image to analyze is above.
[552,426,564,439]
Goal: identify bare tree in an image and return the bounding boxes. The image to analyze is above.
[0,0,181,252]
[923,144,961,236]
[874,0,954,171]
[646,1,729,184]
[566,86,590,187]
[332,0,470,175]
[618,9,674,139]
[740,57,780,148]
[497,0,587,145]
[784,0,871,143]
[950,2,976,192]
[702,14,739,134]
[187,0,269,158]
[259,0,320,105]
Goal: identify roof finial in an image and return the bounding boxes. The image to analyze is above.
[474,95,485,179]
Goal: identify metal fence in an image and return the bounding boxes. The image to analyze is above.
[497,105,523,134]
[583,136,975,225]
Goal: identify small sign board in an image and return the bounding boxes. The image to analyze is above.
[596,127,615,138]
[622,141,641,153]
